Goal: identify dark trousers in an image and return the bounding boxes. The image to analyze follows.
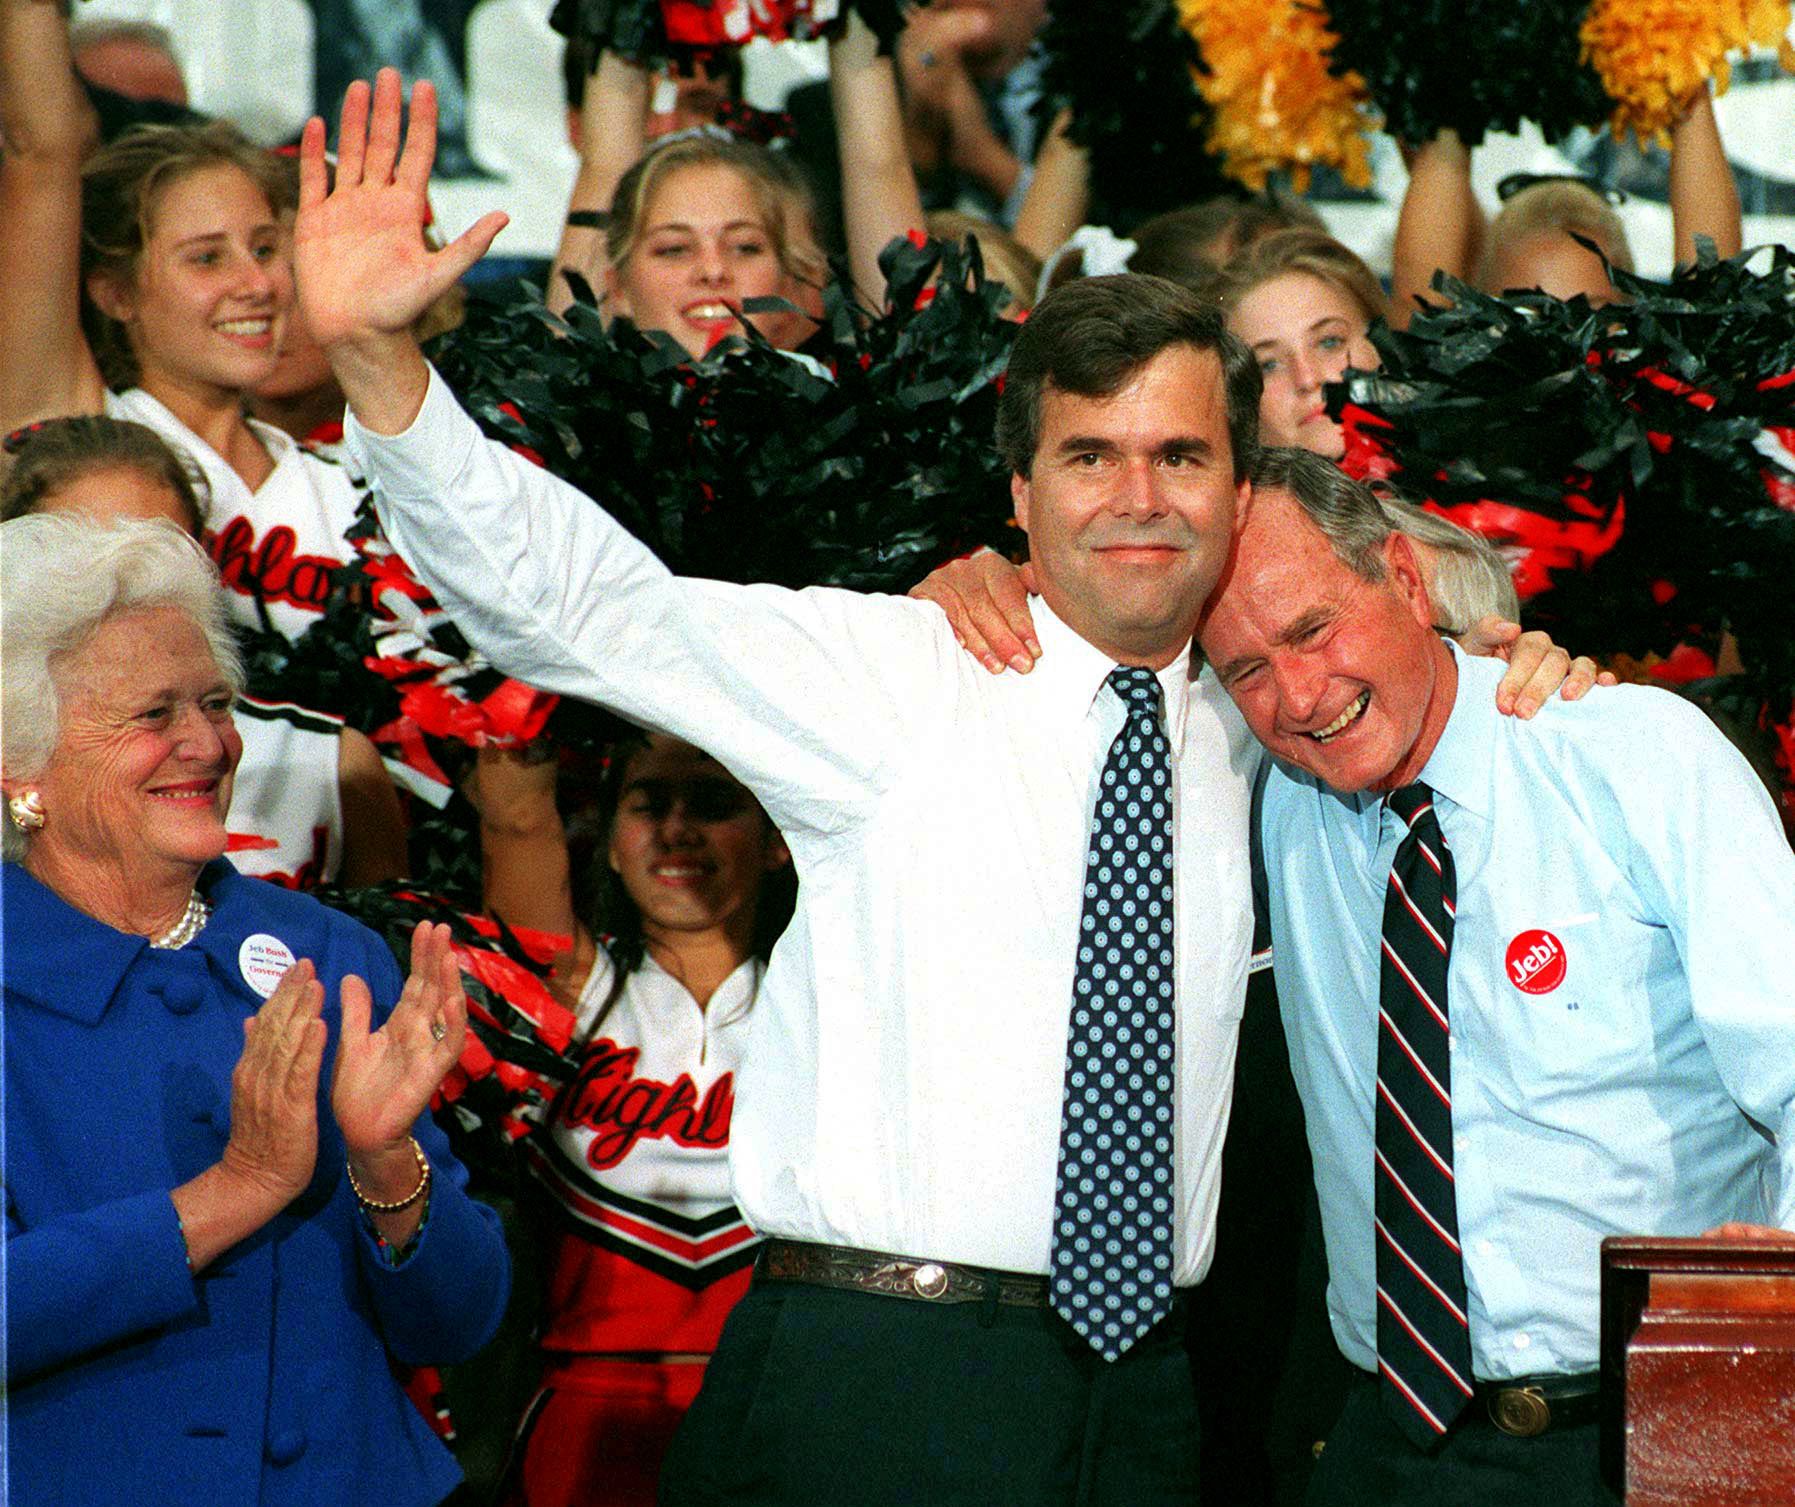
[1305,1374,1620,1507]
[658,1278,1201,1506]
[1189,951,1352,1506]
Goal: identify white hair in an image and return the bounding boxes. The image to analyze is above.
[1,514,241,860]
[1381,498,1522,633]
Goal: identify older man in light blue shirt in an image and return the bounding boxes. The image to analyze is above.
[1200,448,1795,1507]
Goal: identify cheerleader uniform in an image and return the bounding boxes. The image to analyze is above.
[508,951,763,1507]
[105,387,458,809]
[105,386,364,640]
[227,695,346,888]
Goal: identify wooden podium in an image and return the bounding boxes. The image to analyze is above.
[1600,1236,1795,1505]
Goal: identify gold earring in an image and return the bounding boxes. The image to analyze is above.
[8,790,45,832]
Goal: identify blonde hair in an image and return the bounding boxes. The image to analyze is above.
[925,211,1042,314]
[604,134,826,293]
[80,121,295,389]
[1480,180,1633,289]
[1205,228,1387,329]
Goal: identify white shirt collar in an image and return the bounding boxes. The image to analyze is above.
[1027,594,1193,757]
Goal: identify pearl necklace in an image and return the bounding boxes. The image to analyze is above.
[149,890,212,950]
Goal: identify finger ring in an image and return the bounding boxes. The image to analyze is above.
[919,49,939,67]
[430,1018,448,1043]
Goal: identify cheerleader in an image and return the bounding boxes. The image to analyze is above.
[0,0,404,639]
[474,734,793,1507]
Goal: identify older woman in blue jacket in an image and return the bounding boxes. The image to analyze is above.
[2,512,510,1505]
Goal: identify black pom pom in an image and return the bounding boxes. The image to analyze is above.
[1326,0,1608,146]
[1034,0,1233,231]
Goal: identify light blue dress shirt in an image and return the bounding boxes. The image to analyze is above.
[1260,644,1795,1382]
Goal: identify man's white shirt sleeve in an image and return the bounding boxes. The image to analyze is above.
[345,365,956,841]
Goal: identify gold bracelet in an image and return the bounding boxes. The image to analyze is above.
[345,1136,431,1213]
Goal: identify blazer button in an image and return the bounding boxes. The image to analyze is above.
[179,1076,222,1126]
[267,1429,308,1466]
[157,975,206,1015]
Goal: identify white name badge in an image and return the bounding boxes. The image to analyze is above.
[239,934,299,998]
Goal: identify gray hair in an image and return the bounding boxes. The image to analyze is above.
[1378,497,1520,633]
[1248,446,1392,581]
[1247,448,1520,633]
[1247,447,1520,632]
[2,514,242,860]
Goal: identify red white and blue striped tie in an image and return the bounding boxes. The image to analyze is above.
[1376,782,1475,1446]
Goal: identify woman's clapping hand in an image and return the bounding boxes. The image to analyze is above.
[218,960,327,1212]
[331,920,467,1161]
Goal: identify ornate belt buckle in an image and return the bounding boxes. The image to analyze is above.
[1488,1385,1552,1438]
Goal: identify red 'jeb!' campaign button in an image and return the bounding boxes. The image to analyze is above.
[1506,930,1566,994]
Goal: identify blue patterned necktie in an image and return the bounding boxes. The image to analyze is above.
[1050,664,1177,1361]
[1377,782,1475,1445]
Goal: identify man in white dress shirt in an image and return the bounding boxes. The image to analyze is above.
[298,72,1264,1505]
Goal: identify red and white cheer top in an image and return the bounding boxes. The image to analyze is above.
[528,952,763,1357]
[106,387,363,641]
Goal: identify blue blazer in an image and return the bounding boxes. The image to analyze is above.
[4,861,510,1506]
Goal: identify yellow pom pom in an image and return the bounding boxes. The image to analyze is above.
[1581,0,1792,147]
[1177,0,1379,193]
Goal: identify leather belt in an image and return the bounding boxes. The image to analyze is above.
[756,1239,1053,1308]
[1473,1375,1601,1437]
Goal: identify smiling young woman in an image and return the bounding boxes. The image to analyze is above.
[472,733,794,1507]
[545,11,929,354]
[0,0,369,641]
[600,141,827,358]
[78,147,293,417]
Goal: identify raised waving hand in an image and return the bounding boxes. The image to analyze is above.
[295,67,507,432]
